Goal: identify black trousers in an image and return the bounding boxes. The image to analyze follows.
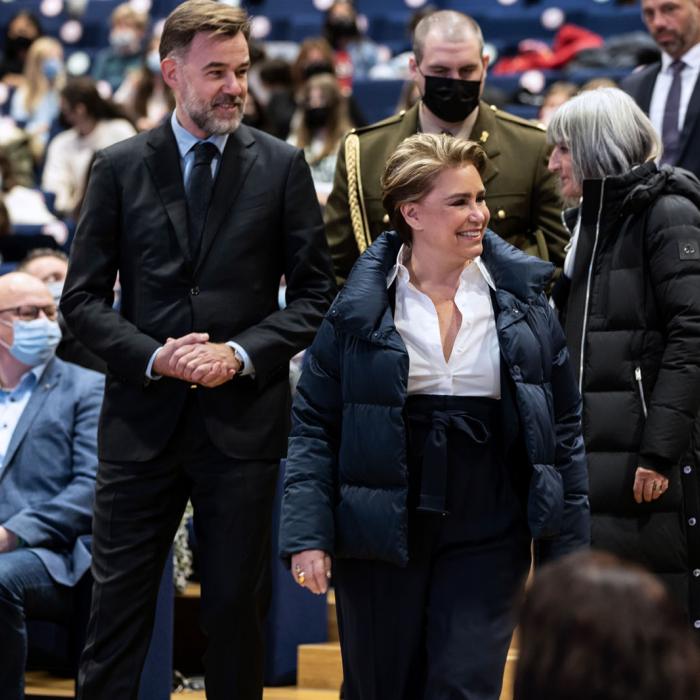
[335,395,531,700]
[77,392,279,700]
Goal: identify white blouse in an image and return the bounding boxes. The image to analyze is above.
[387,245,501,398]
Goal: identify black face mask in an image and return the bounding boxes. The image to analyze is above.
[304,106,331,130]
[5,35,33,58]
[421,73,481,124]
[327,17,358,43]
[302,61,335,81]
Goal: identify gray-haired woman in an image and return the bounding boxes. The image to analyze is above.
[280,132,589,699]
[547,86,700,627]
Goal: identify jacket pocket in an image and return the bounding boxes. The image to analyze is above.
[635,366,648,419]
[528,463,564,538]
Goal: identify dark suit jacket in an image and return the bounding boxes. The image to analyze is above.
[0,357,104,586]
[622,62,700,177]
[60,121,336,463]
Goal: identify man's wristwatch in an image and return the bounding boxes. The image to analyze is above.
[232,349,245,373]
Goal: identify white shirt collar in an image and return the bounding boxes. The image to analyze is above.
[170,110,229,160]
[386,244,496,291]
[661,42,700,71]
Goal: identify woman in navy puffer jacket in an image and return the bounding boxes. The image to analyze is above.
[280,134,589,700]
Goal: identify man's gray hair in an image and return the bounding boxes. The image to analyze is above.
[413,10,484,63]
[547,87,662,186]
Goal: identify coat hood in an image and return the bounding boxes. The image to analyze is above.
[616,162,700,216]
[583,161,700,219]
[330,230,554,339]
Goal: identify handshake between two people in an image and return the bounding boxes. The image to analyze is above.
[152,332,241,388]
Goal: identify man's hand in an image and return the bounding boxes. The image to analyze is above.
[0,526,18,553]
[152,333,210,380]
[169,342,241,388]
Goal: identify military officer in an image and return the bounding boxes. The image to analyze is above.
[325,9,568,285]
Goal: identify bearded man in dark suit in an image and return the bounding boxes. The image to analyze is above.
[622,0,700,177]
[60,2,336,698]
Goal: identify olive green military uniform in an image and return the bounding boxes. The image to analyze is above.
[325,101,568,285]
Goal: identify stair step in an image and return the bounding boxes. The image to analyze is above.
[297,642,343,690]
[25,673,338,700]
[296,642,517,698]
[25,672,74,698]
[327,588,338,642]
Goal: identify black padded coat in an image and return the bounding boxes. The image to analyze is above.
[561,162,700,625]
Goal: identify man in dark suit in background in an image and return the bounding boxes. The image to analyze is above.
[60,2,336,698]
[622,0,700,176]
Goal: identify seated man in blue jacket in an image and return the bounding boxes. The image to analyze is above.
[0,272,103,700]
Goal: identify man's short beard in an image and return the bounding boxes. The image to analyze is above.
[181,84,244,135]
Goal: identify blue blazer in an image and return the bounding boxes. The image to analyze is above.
[0,357,103,586]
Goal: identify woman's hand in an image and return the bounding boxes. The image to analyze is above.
[633,466,669,503]
[291,549,332,595]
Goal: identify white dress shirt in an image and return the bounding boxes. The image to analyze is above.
[387,245,501,398]
[649,43,700,142]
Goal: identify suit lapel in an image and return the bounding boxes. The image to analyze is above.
[637,64,661,113]
[1,360,60,477]
[195,125,257,274]
[678,73,700,163]
[145,121,192,267]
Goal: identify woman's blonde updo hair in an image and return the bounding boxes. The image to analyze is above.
[381,133,487,245]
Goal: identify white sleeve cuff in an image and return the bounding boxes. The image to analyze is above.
[145,347,163,380]
[226,341,255,377]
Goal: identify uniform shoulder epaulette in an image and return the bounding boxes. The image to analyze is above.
[348,109,407,137]
[491,104,547,132]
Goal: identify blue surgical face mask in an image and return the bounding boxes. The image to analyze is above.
[1,318,61,367]
[46,281,64,305]
[42,57,63,81]
[110,28,138,53]
[145,50,161,74]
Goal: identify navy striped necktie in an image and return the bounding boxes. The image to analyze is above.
[660,60,686,166]
[187,141,219,259]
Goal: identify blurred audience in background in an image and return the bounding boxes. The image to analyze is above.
[288,72,352,204]
[9,37,64,159]
[42,77,135,218]
[0,150,59,227]
[114,31,174,131]
[0,197,61,263]
[538,80,578,125]
[323,1,383,89]
[0,10,42,87]
[255,57,296,138]
[91,2,148,94]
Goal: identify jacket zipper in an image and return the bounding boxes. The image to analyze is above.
[635,366,648,419]
[578,178,606,393]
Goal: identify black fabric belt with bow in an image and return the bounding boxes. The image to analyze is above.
[410,408,491,516]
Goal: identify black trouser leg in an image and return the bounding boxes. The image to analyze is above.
[423,534,531,700]
[334,557,430,700]
[77,452,188,700]
[189,456,278,700]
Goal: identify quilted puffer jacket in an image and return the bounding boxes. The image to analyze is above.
[280,230,589,566]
